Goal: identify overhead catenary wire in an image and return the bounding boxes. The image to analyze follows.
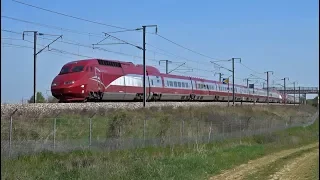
[3,6,277,82]
[3,15,288,84]
[155,34,224,61]
[2,29,144,60]
[11,0,132,30]
[2,41,255,83]
[2,16,215,67]
[2,30,264,83]
[2,29,214,70]
[239,62,264,75]
[2,41,95,59]
[1,42,34,49]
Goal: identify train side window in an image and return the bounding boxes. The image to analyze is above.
[182,82,185,88]
[186,83,189,88]
[167,81,169,87]
[174,82,177,87]
[178,82,181,87]
[151,80,154,85]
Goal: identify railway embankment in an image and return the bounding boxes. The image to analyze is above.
[1,104,316,143]
[1,104,318,180]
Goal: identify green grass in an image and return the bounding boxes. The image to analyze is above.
[2,117,318,180]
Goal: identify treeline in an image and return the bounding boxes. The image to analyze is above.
[306,96,319,107]
[27,92,59,103]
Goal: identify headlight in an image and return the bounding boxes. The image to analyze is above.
[64,81,75,85]
[51,83,57,87]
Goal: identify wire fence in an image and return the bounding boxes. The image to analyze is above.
[1,111,318,159]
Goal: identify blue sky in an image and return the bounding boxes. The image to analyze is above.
[1,0,319,103]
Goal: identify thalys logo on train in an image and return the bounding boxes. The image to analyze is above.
[89,67,106,88]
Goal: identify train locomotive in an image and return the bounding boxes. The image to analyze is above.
[51,58,298,104]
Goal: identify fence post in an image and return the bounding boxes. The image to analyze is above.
[53,118,56,150]
[9,115,13,157]
[180,119,184,144]
[222,122,225,139]
[89,118,92,148]
[208,121,212,143]
[239,119,242,144]
[143,117,146,147]
[230,123,232,138]
[196,120,199,150]
[8,109,18,157]
[118,126,121,149]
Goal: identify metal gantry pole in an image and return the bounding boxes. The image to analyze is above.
[282,77,288,104]
[228,82,230,107]
[299,87,301,105]
[293,82,296,105]
[231,58,241,105]
[232,58,235,106]
[142,26,146,107]
[159,60,172,74]
[33,32,37,103]
[141,25,157,107]
[265,71,273,105]
[23,31,62,103]
[166,60,169,74]
[266,72,269,104]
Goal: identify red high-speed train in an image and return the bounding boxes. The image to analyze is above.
[51,59,297,103]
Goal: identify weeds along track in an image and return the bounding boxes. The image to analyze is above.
[1,102,296,118]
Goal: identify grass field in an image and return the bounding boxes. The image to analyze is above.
[2,111,318,179]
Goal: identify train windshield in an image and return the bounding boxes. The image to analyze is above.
[59,66,70,75]
[72,66,84,72]
[59,65,84,75]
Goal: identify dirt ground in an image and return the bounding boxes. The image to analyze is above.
[269,148,318,180]
[209,142,319,180]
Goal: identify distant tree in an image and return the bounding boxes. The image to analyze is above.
[28,92,46,103]
[306,96,318,107]
[47,96,59,103]
[312,96,318,107]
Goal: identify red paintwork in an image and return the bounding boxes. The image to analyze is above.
[51,59,286,103]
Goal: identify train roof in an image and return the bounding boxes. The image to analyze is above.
[66,59,281,93]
